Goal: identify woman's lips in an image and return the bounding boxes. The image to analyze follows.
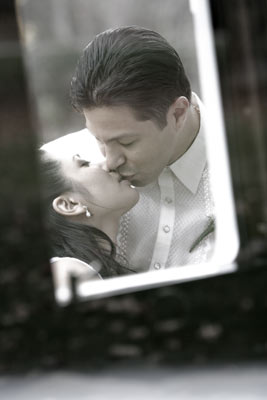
[109,172,121,181]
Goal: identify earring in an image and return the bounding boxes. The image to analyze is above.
[83,206,92,218]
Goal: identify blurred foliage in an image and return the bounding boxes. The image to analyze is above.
[212,0,267,266]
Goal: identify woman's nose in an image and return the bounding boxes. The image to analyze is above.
[98,161,109,171]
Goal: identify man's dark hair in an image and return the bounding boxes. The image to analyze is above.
[39,151,131,278]
[70,26,191,129]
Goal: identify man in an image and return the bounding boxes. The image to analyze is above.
[69,26,215,272]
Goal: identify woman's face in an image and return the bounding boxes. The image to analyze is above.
[60,154,139,214]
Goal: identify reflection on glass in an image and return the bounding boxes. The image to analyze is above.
[17,0,238,303]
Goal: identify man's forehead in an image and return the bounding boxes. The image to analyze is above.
[40,129,105,163]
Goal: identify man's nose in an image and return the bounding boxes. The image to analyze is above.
[105,146,125,171]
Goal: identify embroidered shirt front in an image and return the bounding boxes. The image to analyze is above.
[117,94,215,272]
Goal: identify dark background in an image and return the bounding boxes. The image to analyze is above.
[0,0,267,372]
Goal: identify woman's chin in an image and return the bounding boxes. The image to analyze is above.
[131,190,140,208]
[124,193,139,213]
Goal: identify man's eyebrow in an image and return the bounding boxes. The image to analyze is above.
[85,126,138,143]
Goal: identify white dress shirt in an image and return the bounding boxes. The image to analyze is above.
[117,94,215,272]
[43,93,215,275]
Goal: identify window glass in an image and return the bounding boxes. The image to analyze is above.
[17,0,239,302]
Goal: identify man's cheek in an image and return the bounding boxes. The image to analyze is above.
[130,151,144,166]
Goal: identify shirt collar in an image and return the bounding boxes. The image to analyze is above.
[168,93,207,194]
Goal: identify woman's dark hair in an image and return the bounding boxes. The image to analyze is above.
[70,25,191,129]
[39,151,130,278]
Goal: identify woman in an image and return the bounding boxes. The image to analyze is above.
[40,149,139,278]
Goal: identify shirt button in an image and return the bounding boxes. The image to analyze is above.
[163,225,170,233]
[154,262,161,270]
[165,196,173,204]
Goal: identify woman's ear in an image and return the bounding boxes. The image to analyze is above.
[52,195,85,217]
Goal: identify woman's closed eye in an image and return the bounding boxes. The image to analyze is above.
[80,160,90,167]
[73,154,90,167]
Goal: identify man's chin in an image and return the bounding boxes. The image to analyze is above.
[131,177,153,187]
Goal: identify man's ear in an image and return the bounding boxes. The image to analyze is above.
[52,195,85,217]
[170,96,190,125]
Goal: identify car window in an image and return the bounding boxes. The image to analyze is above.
[16,0,239,303]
